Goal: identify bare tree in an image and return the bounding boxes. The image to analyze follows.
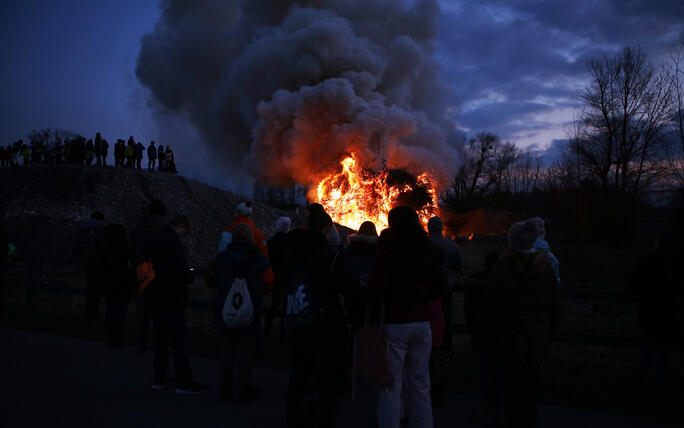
[570,47,675,198]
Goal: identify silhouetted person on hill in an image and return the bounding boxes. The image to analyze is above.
[147,215,207,394]
[147,141,157,170]
[99,223,134,347]
[85,139,95,166]
[94,133,103,166]
[102,139,109,166]
[213,223,269,403]
[164,145,177,173]
[157,144,165,171]
[130,198,167,352]
[263,216,291,339]
[135,142,145,170]
[125,138,135,168]
[628,229,684,387]
[114,139,125,167]
[481,219,561,428]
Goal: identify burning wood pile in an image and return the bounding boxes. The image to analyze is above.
[314,153,438,230]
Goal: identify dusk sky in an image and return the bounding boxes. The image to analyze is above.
[2,0,683,183]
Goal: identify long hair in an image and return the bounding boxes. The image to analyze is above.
[386,206,428,248]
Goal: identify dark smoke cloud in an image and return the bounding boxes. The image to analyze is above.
[136,0,461,190]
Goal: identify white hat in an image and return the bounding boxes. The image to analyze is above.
[236,202,253,217]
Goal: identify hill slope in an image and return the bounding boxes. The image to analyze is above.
[0,165,290,266]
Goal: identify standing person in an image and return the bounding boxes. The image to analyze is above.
[628,230,684,387]
[102,139,109,166]
[227,202,274,294]
[135,141,145,170]
[214,223,269,403]
[481,219,560,428]
[263,216,291,338]
[130,198,167,353]
[157,143,165,171]
[125,138,135,168]
[334,220,379,394]
[147,215,207,394]
[85,139,95,166]
[285,210,346,428]
[427,217,462,358]
[369,206,445,428]
[99,223,134,347]
[94,133,103,166]
[147,141,157,171]
[22,144,30,166]
[165,145,177,173]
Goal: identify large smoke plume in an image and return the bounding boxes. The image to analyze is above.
[136,0,461,191]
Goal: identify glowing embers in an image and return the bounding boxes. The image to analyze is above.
[316,154,438,231]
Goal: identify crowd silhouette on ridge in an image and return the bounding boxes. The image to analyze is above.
[0,132,178,173]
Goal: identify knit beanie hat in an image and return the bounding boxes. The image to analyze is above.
[232,223,254,244]
[275,216,291,234]
[508,218,542,251]
[427,216,443,234]
[236,201,253,217]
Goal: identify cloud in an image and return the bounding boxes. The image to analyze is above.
[438,0,684,148]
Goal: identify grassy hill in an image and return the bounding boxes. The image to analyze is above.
[0,165,291,267]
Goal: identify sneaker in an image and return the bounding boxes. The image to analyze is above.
[152,375,175,390]
[175,382,209,395]
[238,387,262,404]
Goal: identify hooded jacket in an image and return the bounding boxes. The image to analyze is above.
[481,249,560,363]
[147,225,194,312]
[227,216,274,287]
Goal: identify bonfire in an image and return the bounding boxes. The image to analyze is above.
[314,153,438,231]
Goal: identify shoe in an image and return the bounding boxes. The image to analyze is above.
[238,387,262,403]
[152,375,175,390]
[175,382,209,395]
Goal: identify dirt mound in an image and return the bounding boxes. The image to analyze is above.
[0,165,295,267]
[445,208,523,238]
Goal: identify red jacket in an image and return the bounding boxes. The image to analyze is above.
[226,216,274,289]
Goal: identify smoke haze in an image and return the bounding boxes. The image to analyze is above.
[136,0,462,191]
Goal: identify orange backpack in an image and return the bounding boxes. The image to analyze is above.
[136,260,156,294]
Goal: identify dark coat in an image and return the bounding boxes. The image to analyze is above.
[130,214,164,265]
[285,228,345,333]
[147,145,157,160]
[214,241,268,332]
[334,234,378,328]
[99,224,134,300]
[135,143,145,159]
[147,225,194,312]
[628,246,684,346]
[481,250,560,363]
[368,229,445,324]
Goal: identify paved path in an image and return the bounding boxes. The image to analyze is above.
[0,328,678,428]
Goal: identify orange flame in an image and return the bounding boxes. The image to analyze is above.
[315,154,438,231]
[468,233,474,240]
